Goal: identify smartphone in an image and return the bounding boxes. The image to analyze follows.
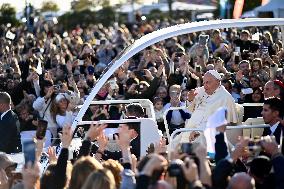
[109,80,117,90]
[78,60,84,66]
[5,30,16,40]
[23,140,36,165]
[235,46,241,53]
[36,119,48,140]
[180,143,199,155]
[262,46,269,55]
[241,88,253,95]
[235,55,240,64]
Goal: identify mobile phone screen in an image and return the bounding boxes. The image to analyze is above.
[36,120,48,140]
[23,140,36,165]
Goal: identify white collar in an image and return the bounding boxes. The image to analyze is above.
[270,121,280,134]
[0,109,11,120]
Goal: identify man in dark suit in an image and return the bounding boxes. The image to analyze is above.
[0,92,21,153]
[262,97,284,144]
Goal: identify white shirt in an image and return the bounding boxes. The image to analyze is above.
[270,121,280,135]
[0,109,11,120]
[56,111,74,128]
[163,102,189,125]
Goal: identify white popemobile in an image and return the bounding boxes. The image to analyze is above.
[10,18,284,170]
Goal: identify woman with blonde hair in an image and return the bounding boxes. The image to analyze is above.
[81,169,116,189]
[69,156,103,189]
[102,159,123,189]
[50,93,73,129]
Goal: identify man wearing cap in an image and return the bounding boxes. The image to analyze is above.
[263,80,284,102]
[180,70,238,143]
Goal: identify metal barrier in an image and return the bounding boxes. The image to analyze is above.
[169,124,270,149]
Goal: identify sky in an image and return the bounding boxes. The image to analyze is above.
[0,0,158,13]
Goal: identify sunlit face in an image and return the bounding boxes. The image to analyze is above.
[169,90,181,101]
[252,61,260,71]
[90,105,100,113]
[241,33,249,41]
[19,109,29,120]
[249,77,261,89]
[58,98,68,111]
[203,73,220,95]
[252,89,262,103]
[263,81,278,99]
[239,63,250,76]
[181,90,188,102]
[118,124,135,138]
[261,104,278,124]
[154,101,163,111]
[156,89,167,99]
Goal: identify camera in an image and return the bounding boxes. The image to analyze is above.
[168,159,184,177]
[179,143,197,156]
[247,137,262,156]
[53,84,63,95]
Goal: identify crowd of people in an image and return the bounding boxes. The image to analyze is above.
[0,16,284,189]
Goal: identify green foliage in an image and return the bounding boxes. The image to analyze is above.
[146,9,167,21]
[59,3,116,30]
[0,3,20,26]
[95,6,115,26]
[72,0,94,12]
[41,1,59,12]
[59,9,96,29]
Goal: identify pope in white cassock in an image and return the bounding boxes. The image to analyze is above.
[179,70,238,144]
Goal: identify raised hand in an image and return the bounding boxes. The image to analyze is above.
[261,135,279,156]
[144,69,154,80]
[85,124,107,141]
[236,70,244,82]
[97,133,109,150]
[188,89,198,102]
[181,158,199,183]
[22,162,40,189]
[155,137,167,154]
[47,146,58,164]
[61,125,73,148]
[141,154,168,176]
[156,64,165,78]
[231,137,250,162]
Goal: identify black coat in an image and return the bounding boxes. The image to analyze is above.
[262,123,284,144]
[0,110,21,153]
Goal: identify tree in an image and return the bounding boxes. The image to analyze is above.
[0,3,19,26]
[41,1,59,12]
[71,0,94,12]
[59,9,96,29]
